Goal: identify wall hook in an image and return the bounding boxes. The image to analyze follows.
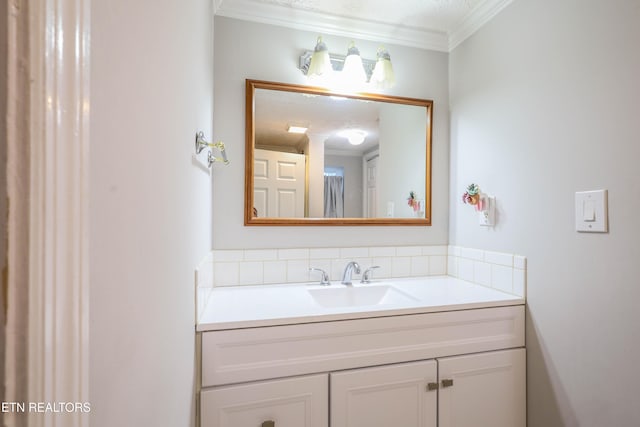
[195,131,229,166]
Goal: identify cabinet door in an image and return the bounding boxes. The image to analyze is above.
[200,374,328,427]
[331,360,438,427]
[438,348,526,427]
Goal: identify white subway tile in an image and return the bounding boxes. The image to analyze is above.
[410,256,429,276]
[330,259,345,281]
[458,258,474,282]
[340,247,370,258]
[513,268,526,298]
[263,261,287,284]
[460,247,484,261]
[244,249,278,261]
[514,255,527,270]
[474,261,491,287]
[448,245,461,256]
[396,246,422,257]
[197,263,214,289]
[484,251,513,267]
[287,259,310,282]
[422,245,448,256]
[447,256,458,277]
[214,262,239,286]
[371,257,393,278]
[309,247,340,259]
[239,261,264,285]
[278,248,309,260]
[370,246,396,257]
[429,256,447,275]
[491,265,513,293]
[212,250,244,262]
[392,257,412,277]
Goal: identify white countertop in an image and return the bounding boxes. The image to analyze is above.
[197,276,525,331]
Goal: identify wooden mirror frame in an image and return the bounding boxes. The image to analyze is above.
[244,79,433,226]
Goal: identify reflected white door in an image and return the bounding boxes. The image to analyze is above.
[254,149,306,218]
[364,155,379,217]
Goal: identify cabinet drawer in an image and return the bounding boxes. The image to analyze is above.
[200,374,328,427]
[202,305,524,387]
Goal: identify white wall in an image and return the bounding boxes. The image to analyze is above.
[449,1,640,425]
[377,103,427,218]
[212,17,449,248]
[89,1,213,426]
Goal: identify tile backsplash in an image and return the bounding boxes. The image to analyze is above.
[447,246,526,298]
[209,245,449,287]
[196,244,526,318]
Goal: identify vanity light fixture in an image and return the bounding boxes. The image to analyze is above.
[306,36,333,81]
[341,42,367,86]
[371,47,396,89]
[287,125,308,134]
[299,37,395,90]
[338,129,367,145]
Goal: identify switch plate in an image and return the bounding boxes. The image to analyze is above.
[575,190,608,232]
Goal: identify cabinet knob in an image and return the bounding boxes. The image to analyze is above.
[261,421,275,427]
[426,382,439,391]
[441,379,454,388]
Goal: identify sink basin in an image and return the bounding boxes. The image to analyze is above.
[308,285,419,308]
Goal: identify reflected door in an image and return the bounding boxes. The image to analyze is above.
[254,149,306,218]
[365,156,379,217]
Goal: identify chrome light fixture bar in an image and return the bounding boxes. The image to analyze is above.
[298,36,396,89]
[299,49,376,81]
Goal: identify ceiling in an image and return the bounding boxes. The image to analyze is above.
[215,0,513,51]
[255,88,382,155]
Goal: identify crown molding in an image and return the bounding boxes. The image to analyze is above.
[216,0,512,53]
[215,0,450,52]
[448,0,514,51]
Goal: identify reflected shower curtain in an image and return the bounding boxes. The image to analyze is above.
[324,175,344,218]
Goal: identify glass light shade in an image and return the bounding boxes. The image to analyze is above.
[338,129,367,145]
[307,37,333,77]
[342,43,367,85]
[371,48,396,89]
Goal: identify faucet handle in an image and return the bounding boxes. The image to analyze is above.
[361,266,381,283]
[309,267,331,285]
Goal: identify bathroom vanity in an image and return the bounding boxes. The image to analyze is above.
[197,276,526,427]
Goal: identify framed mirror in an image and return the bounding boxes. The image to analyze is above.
[245,79,433,226]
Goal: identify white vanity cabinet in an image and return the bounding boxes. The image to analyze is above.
[198,302,526,427]
[331,349,525,427]
[331,359,438,427]
[200,374,328,427]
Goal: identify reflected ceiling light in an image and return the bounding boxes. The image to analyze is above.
[338,129,367,145]
[371,47,396,89]
[287,125,308,134]
[299,37,395,91]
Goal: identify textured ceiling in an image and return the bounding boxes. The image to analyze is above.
[215,0,513,51]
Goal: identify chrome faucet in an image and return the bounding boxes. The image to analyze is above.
[341,261,361,285]
[309,267,331,285]
[361,266,381,283]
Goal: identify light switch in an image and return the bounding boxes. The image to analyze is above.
[582,200,595,221]
[575,190,608,232]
